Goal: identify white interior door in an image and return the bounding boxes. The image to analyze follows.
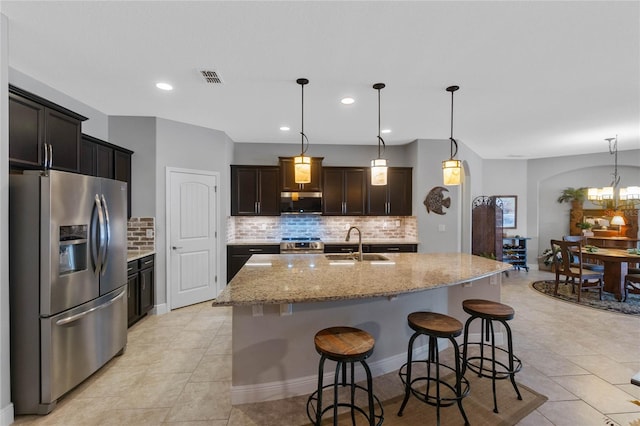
[168,168,219,309]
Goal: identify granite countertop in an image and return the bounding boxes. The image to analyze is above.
[213,252,511,306]
[127,249,156,262]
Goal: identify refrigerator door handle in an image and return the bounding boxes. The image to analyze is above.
[55,288,126,326]
[91,194,105,274]
[43,143,49,169]
[100,194,111,275]
[48,143,53,169]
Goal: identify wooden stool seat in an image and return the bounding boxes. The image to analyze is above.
[408,311,463,338]
[314,326,374,361]
[462,298,515,321]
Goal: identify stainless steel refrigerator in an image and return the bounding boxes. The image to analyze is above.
[9,170,128,414]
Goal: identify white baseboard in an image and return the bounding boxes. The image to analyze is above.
[0,402,14,426]
[231,340,456,405]
[153,303,168,315]
[230,332,505,405]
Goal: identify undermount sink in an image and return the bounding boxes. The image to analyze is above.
[325,253,391,262]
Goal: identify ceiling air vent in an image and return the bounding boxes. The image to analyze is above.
[200,70,223,84]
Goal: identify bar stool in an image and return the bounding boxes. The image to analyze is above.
[306,326,384,426]
[461,299,522,414]
[397,312,470,426]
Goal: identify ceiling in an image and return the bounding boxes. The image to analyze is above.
[2,1,639,159]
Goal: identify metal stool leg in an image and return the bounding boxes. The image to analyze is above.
[314,355,326,426]
[450,336,470,426]
[501,319,522,401]
[461,316,473,376]
[397,332,419,416]
[432,336,442,426]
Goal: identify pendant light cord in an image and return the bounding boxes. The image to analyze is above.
[607,135,620,188]
[376,84,385,159]
[448,86,459,160]
[299,79,309,155]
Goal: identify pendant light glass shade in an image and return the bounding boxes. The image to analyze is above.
[294,155,311,183]
[294,78,311,184]
[442,159,462,185]
[371,83,388,186]
[442,85,462,186]
[371,158,388,186]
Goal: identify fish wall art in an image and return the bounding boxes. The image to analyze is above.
[424,186,451,215]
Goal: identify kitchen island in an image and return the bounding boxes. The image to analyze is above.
[213,252,511,404]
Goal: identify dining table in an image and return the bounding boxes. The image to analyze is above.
[581,247,640,301]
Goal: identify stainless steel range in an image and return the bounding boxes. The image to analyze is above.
[280,237,324,254]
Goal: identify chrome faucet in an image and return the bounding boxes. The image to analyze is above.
[345,226,363,262]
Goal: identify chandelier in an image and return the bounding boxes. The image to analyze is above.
[587,136,640,215]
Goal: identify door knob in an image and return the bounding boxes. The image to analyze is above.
[172,246,183,250]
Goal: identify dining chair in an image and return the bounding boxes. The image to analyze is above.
[562,235,604,272]
[623,274,640,302]
[550,239,604,302]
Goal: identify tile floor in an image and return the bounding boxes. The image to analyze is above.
[12,268,640,425]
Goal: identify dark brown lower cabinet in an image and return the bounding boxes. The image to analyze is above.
[127,254,155,327]
[227,244,280,283]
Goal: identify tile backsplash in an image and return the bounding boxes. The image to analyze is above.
[228,215,417,242]
[127,217,155,251]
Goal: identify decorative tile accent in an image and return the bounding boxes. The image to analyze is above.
[127,217,155,251]
[227,215,417,242]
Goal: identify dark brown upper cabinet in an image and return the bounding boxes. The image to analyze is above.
[279,156,324,192]
[367,167,413,216]
[231,166,280,216]
[80,134,133,218]
[9,85,87,172]
[322,167,366,215]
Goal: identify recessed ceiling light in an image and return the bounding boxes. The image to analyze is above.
[341,97,355,105]
[156,82,173,91]
[280,126,290,131]
[381,129,391,134]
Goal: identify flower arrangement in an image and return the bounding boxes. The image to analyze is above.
[540,248,559,266]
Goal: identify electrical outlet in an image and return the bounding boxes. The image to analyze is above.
[146,229,154,238]
[438,224,446,232]
[344,223,350,230]
[252,305,263,317]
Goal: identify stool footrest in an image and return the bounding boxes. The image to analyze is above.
[461,343,522,379]
[398,361,470,408]
[306,383,384,426]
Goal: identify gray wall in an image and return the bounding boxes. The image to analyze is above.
[0,13,11,426]
[108,116,157,218]
[154,118,233,308]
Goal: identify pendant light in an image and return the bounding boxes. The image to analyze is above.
[371,83,388,186]
[294,78,311,184]
[442,85,462,186]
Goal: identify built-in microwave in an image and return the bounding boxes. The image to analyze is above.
[280,192,322,214]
